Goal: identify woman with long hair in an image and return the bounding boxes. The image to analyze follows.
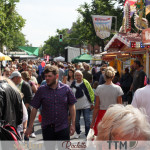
[90,66,123,136]
[63,68,75,86]
[66,68,75,86]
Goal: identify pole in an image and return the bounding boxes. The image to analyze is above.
[146,49,149,78]
[80,43,81,55]
[115,16,117,33]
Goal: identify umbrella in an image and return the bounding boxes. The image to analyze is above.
[0,52,12,61]
[54,56,65,62]
[72,54,92,63]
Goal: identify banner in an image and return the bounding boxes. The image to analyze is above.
[142,28,150,45]
[92,15,112,39]
[46,55,50,61]
[124,0,137,17]
[146,0,150,15]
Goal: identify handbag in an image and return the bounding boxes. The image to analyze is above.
[87,128,95,141]
[87,128,96,147]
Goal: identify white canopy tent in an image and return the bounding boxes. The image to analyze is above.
[54,56,65,62]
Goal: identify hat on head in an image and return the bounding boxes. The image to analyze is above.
[9,71,21,79]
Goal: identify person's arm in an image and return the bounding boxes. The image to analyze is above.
[22,101,28,133]
[69,104,76,136]
[117,96,122,104]
[22,83,32,109]
[130,83,133,91]
[90,96,100,128]
[23,120,27,134]
[25,108,38,137]
[31,84,37,93]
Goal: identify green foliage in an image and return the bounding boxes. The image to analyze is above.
[0,0,26,52]
[42,29,70,57]
[42,0,124,56]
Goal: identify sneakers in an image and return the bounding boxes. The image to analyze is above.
[70,132,80,139]
[30,132,36,138]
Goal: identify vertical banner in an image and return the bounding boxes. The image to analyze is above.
[142,28,150,45]
[92,15,112,39]
[46,55,50,62]
[146,0,150,15]
[44,55,47,60]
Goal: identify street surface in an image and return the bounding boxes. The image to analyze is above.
[30,111,93,142]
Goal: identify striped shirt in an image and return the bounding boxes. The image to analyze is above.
[31,82,77,132]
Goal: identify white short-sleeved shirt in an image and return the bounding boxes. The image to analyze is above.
[132,85,150,122]
[95,84,124,110]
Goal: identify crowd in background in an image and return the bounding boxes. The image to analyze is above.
[1,58,150,142]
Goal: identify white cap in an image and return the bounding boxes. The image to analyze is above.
[9,71,21,79]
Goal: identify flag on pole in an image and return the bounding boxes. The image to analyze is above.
[146,0,150,15]
[92,15,112,39]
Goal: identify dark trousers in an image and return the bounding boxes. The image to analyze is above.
[42,125,70,140]
[42,126,70,150]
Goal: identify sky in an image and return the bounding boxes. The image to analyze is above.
[16,0,92,47]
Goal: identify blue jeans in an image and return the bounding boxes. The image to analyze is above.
[75,108,91,136]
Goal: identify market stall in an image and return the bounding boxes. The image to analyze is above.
[72,53,92,63]
[104,32,150,75]
[53,56,65,62]
[102,0,150,77]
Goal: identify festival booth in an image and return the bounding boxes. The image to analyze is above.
[103,33,149,75]
[72,54,92,63]
[101,0,150,77]
[91,52,107,64]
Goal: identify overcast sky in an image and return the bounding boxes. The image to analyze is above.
[16,0,92,47]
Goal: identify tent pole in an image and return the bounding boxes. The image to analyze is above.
[146,49,149,78]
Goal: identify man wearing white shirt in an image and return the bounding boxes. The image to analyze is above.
[132,79,150,122]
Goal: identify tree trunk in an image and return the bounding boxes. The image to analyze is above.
[92,45,95,55]
[0,43,3,53]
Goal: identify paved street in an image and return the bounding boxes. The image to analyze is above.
[30,111,93,142]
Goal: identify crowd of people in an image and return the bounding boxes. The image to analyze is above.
[0,58,150,143]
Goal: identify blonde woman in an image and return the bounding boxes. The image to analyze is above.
[71,70,94,138]
[90,66,123,136]
[97,104,150,140]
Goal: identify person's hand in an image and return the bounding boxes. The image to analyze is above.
[23,128,26,134]
[90,105,94,110]
[25,127,32,138]
[90,122,95,129]
[70,125,75,136]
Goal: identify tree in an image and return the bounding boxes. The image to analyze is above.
[42,29,71,57]
[41,0,124,56]
[75,0,123,53]
[0,0,25,52]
